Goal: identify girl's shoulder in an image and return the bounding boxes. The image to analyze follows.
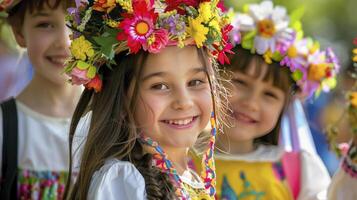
[88,159,146,200]
[215,145,285,162]
[15,100,71,123]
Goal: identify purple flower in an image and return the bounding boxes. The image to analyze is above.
[161,14,186,36]
[326,47,340,72]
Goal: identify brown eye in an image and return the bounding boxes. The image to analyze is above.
[232,78,246,86]
[151,83,168,90]
[264,91,278,99]
[36,22,54,29]
[188,79,204,87]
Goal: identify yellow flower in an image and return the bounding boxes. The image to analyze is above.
[116,0,133,13]
[187,17,209,48]
[209,18,220,32]
[106,19,119,28]
[93,0,116,13]
[353,48,357,62]
[263,50,273,64]
[198,2,212,23]
[70,36,95,61]
[350,92,357,108]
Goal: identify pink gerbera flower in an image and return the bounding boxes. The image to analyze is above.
[117,1,158,53]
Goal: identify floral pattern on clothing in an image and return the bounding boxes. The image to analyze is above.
[18,168,68,200]
[221,172,265,200]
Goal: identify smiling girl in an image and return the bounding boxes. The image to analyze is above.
[202,1,339,200]
[64,0,232,199]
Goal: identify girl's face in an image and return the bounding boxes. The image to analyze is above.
[226,61,286,144]
[12,1,70,86]
[132,46,212,151]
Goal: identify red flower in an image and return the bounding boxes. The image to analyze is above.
[217,0,227,12]
[213,25,234,65]
[117,0,158,53]
[85,75,103,92]
[164,0,199,14]
[143,29,169,53]
[354,37,357,45]
[0,0,12,12]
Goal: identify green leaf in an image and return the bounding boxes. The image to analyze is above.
[290,6,305,26]
[292,70,303,81]
[272,51,283,61]
[241,30,256,50]
[64,61,76,73]
[243,4,250,13]
[243,30,256,41]
[77,60,90,70]
[87,65,97,79]
[92,27,120,59]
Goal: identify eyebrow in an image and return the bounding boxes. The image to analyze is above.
[141,67,207,82]
[32,12,51,18]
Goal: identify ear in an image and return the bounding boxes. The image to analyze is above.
[11,25,26,48]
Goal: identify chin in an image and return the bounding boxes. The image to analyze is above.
[165,135,198,149]
[226,127,255,142]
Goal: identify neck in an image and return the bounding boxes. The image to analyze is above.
[17,74,82,118]
[217,137,256,154]
[145,145,189,175]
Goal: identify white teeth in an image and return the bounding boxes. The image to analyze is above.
[166,117,194,125]
[49,57,67,64]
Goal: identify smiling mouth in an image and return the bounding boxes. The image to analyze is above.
[233,112,258,124]
[46,56,68,67]
[161,116,198,129]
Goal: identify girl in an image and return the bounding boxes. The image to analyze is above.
[327,38,357,200]
[192,1,338,200]
[64,0,232,199]
[0,0,80,199]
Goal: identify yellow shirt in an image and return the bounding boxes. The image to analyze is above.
[191,145,293,200]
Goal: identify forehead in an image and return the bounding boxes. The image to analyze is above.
[141,46,204,76]
[235,59,273,82]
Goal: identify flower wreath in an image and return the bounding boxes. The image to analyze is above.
[65,0,233,92]
[230,1,340,98]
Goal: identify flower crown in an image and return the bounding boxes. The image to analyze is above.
[0,0,21,17]
[230,1,340,98]
[65,0,233,92]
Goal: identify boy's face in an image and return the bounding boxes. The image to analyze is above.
[131,46,213,152]
[13,1,70,86]
[225,62,286,145]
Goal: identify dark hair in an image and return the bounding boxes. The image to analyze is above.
[64,47,227,200]
[7,0,74,27]
[223,46,297,145]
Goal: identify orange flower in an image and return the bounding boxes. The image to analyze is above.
[85,75,103,92]
[350,92,357,108]
[93,0,116,13]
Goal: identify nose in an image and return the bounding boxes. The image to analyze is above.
[171,87,194,111]
[239,90,260,112]
[54,25,71,53]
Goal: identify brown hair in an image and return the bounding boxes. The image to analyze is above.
[7,0,74,27]
[64,48,227,200]
[223,46,297,145]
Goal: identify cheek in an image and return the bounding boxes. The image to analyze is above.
[262,103,284,129]
[196,90,213,122]
[134,94,166,127]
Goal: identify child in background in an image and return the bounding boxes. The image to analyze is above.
[192,1,337,200]
[327,38,357,200]
[0,0,81,199]
[64,0,231,199]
